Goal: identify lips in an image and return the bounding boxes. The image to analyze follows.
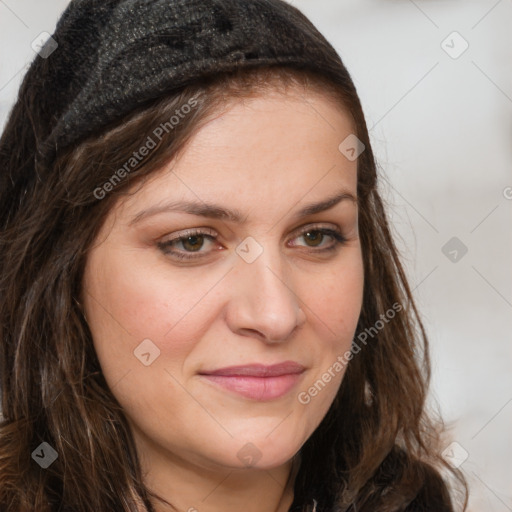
[199,361,306,401]
[199,361,305,377]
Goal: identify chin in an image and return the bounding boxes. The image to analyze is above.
[213,435,302,471]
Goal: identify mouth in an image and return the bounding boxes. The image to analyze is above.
[198,361,306,401]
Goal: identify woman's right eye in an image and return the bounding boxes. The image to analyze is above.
[157,229,219,261]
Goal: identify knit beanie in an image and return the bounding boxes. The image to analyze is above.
[0,0,352,198]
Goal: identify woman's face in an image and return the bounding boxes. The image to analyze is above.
[82,87,364,475]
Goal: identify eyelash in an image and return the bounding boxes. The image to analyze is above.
[157,224,348,261]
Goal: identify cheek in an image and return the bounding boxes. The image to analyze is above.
[82,247,215,382]
[309,250,364,346]
[82,249,226,439]
[296,250,363,408]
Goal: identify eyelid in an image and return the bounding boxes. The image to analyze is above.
[163,226,218,243]
[289,222,341,238]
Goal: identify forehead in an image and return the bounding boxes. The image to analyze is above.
[116,88,358,223]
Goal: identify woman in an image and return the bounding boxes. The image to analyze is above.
[0,0,466,511]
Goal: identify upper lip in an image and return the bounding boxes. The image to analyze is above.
[199,361,305,377]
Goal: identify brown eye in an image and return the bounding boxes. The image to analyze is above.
[157,228,218,260]
[290,226,347,252]
[302,230,325,247]
[180,235,205,252]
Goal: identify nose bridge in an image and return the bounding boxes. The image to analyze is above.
[228,236,303,341]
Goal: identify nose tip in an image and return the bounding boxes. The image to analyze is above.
[238,303,306,343]
[227,255,307,344]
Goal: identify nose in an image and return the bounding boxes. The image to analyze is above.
[225,242,307,343]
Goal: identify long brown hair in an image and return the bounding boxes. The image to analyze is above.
[0,63,466,511]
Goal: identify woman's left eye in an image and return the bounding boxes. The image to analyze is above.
[157,225,347,261]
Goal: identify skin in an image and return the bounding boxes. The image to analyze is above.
[82,86,364,512]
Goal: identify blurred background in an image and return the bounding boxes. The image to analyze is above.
[1,1,511,510]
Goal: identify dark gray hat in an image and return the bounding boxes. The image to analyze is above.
[5,0,348,150]
[0,0,353,222]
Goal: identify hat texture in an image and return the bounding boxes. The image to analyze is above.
[0,0,349,219]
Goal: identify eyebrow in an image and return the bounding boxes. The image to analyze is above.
[129,189,357,226]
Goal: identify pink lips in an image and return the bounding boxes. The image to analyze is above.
[199,361,305,401]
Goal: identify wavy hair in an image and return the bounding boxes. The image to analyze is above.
[0,63,467,511]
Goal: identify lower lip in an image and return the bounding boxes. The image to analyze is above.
[200,373,304,401]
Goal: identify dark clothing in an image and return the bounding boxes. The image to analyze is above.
[288,448,454,512]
